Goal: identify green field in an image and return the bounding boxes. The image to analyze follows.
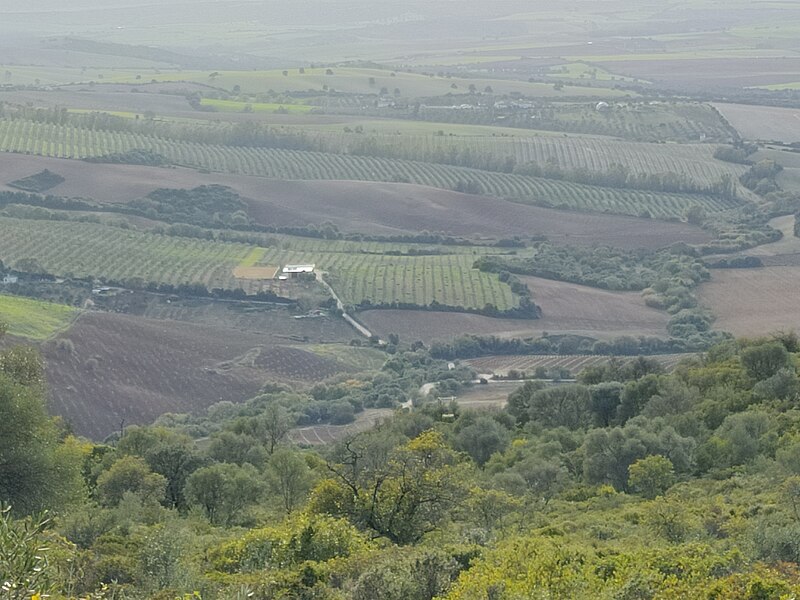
[0,119,741,219]
[305,344,389,370]
[0,217,518,311]
[199,99,314,114]
[0,65,633,98]
[0,294,77,339]
[0,217,251,290]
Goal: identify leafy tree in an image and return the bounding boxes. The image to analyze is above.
[95,456,167,507]
[528,385,592,430]
[267,448,313,514]
[507,380,545,424]
[0,354,83,514]
[740,342,791,381]
[208,431,267,466]
[589,382,623,427]
[185,463,264,526]
[259,402,294,454]
[319,431,468,544]
[116,426,204,509]
[628,455,675,499]
[454,416,510,466]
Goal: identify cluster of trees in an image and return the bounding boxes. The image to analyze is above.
[429,329,730,360]
[740,159,784,195]
[713,142,757,165]
[7,169,65,193]
[6,333,800,598]
[129,185,254,229]
[515,160,736,198]
[475,242,708,293]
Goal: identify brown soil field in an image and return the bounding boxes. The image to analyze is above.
[136,296,355,342]
[42,311,355,439]
[0,154,710,248]
[465,353,691,377]
[697,266,800,337]
[449,382,521,410]
[605,58,800,91]
[359,275,668,343]
[714,103,800,143]
[233,266,279,280]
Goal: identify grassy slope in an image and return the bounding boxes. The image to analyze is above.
[0,294,77,339]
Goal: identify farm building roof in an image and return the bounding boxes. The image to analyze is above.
[282,264,316,274]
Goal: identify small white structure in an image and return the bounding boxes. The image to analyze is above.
[596,101,610,112]
[282,264,315,278]
[1,274,18,284]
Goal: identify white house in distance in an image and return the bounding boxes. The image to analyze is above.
[282,264,315,278]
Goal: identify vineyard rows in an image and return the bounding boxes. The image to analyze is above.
[0,119,740,219]
[256,248,518,310]
[0,217,516,310]
[465,353,691,374]
[0,217,250,289]
[314,132,747,190]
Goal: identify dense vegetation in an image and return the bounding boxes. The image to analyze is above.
[7,331,800,598]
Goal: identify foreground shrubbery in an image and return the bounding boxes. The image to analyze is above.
[5,333,800,598]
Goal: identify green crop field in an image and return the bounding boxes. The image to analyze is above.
[199,99,314,114]
[279,251,517,310]
[0,217,518,311]
[0,65,631,98]
[0,294,77,340]
[0,217,251,290]
[0,119,741,219]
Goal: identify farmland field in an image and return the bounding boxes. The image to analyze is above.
[359,275,669,343]
[0,65,632,99]
[714,103,800,143]
[0,119,741,219]
[465,353,691,377]
[697,266,800,337]
[0,217,518,311]
[0,294,77,340]
[0,155,713,248]
[199,99,314,113]
[289,408,394,446]
[311,132,747,194]
[0,217,251,290]
[138,297,356,342]
[42,311,369,439]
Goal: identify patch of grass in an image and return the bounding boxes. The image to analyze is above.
[199,99,313,114]
[306,344,388,371]
[0,294,77,340]
[239,247,267,268]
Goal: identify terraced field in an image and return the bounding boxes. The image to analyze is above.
[0,119,740,219]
